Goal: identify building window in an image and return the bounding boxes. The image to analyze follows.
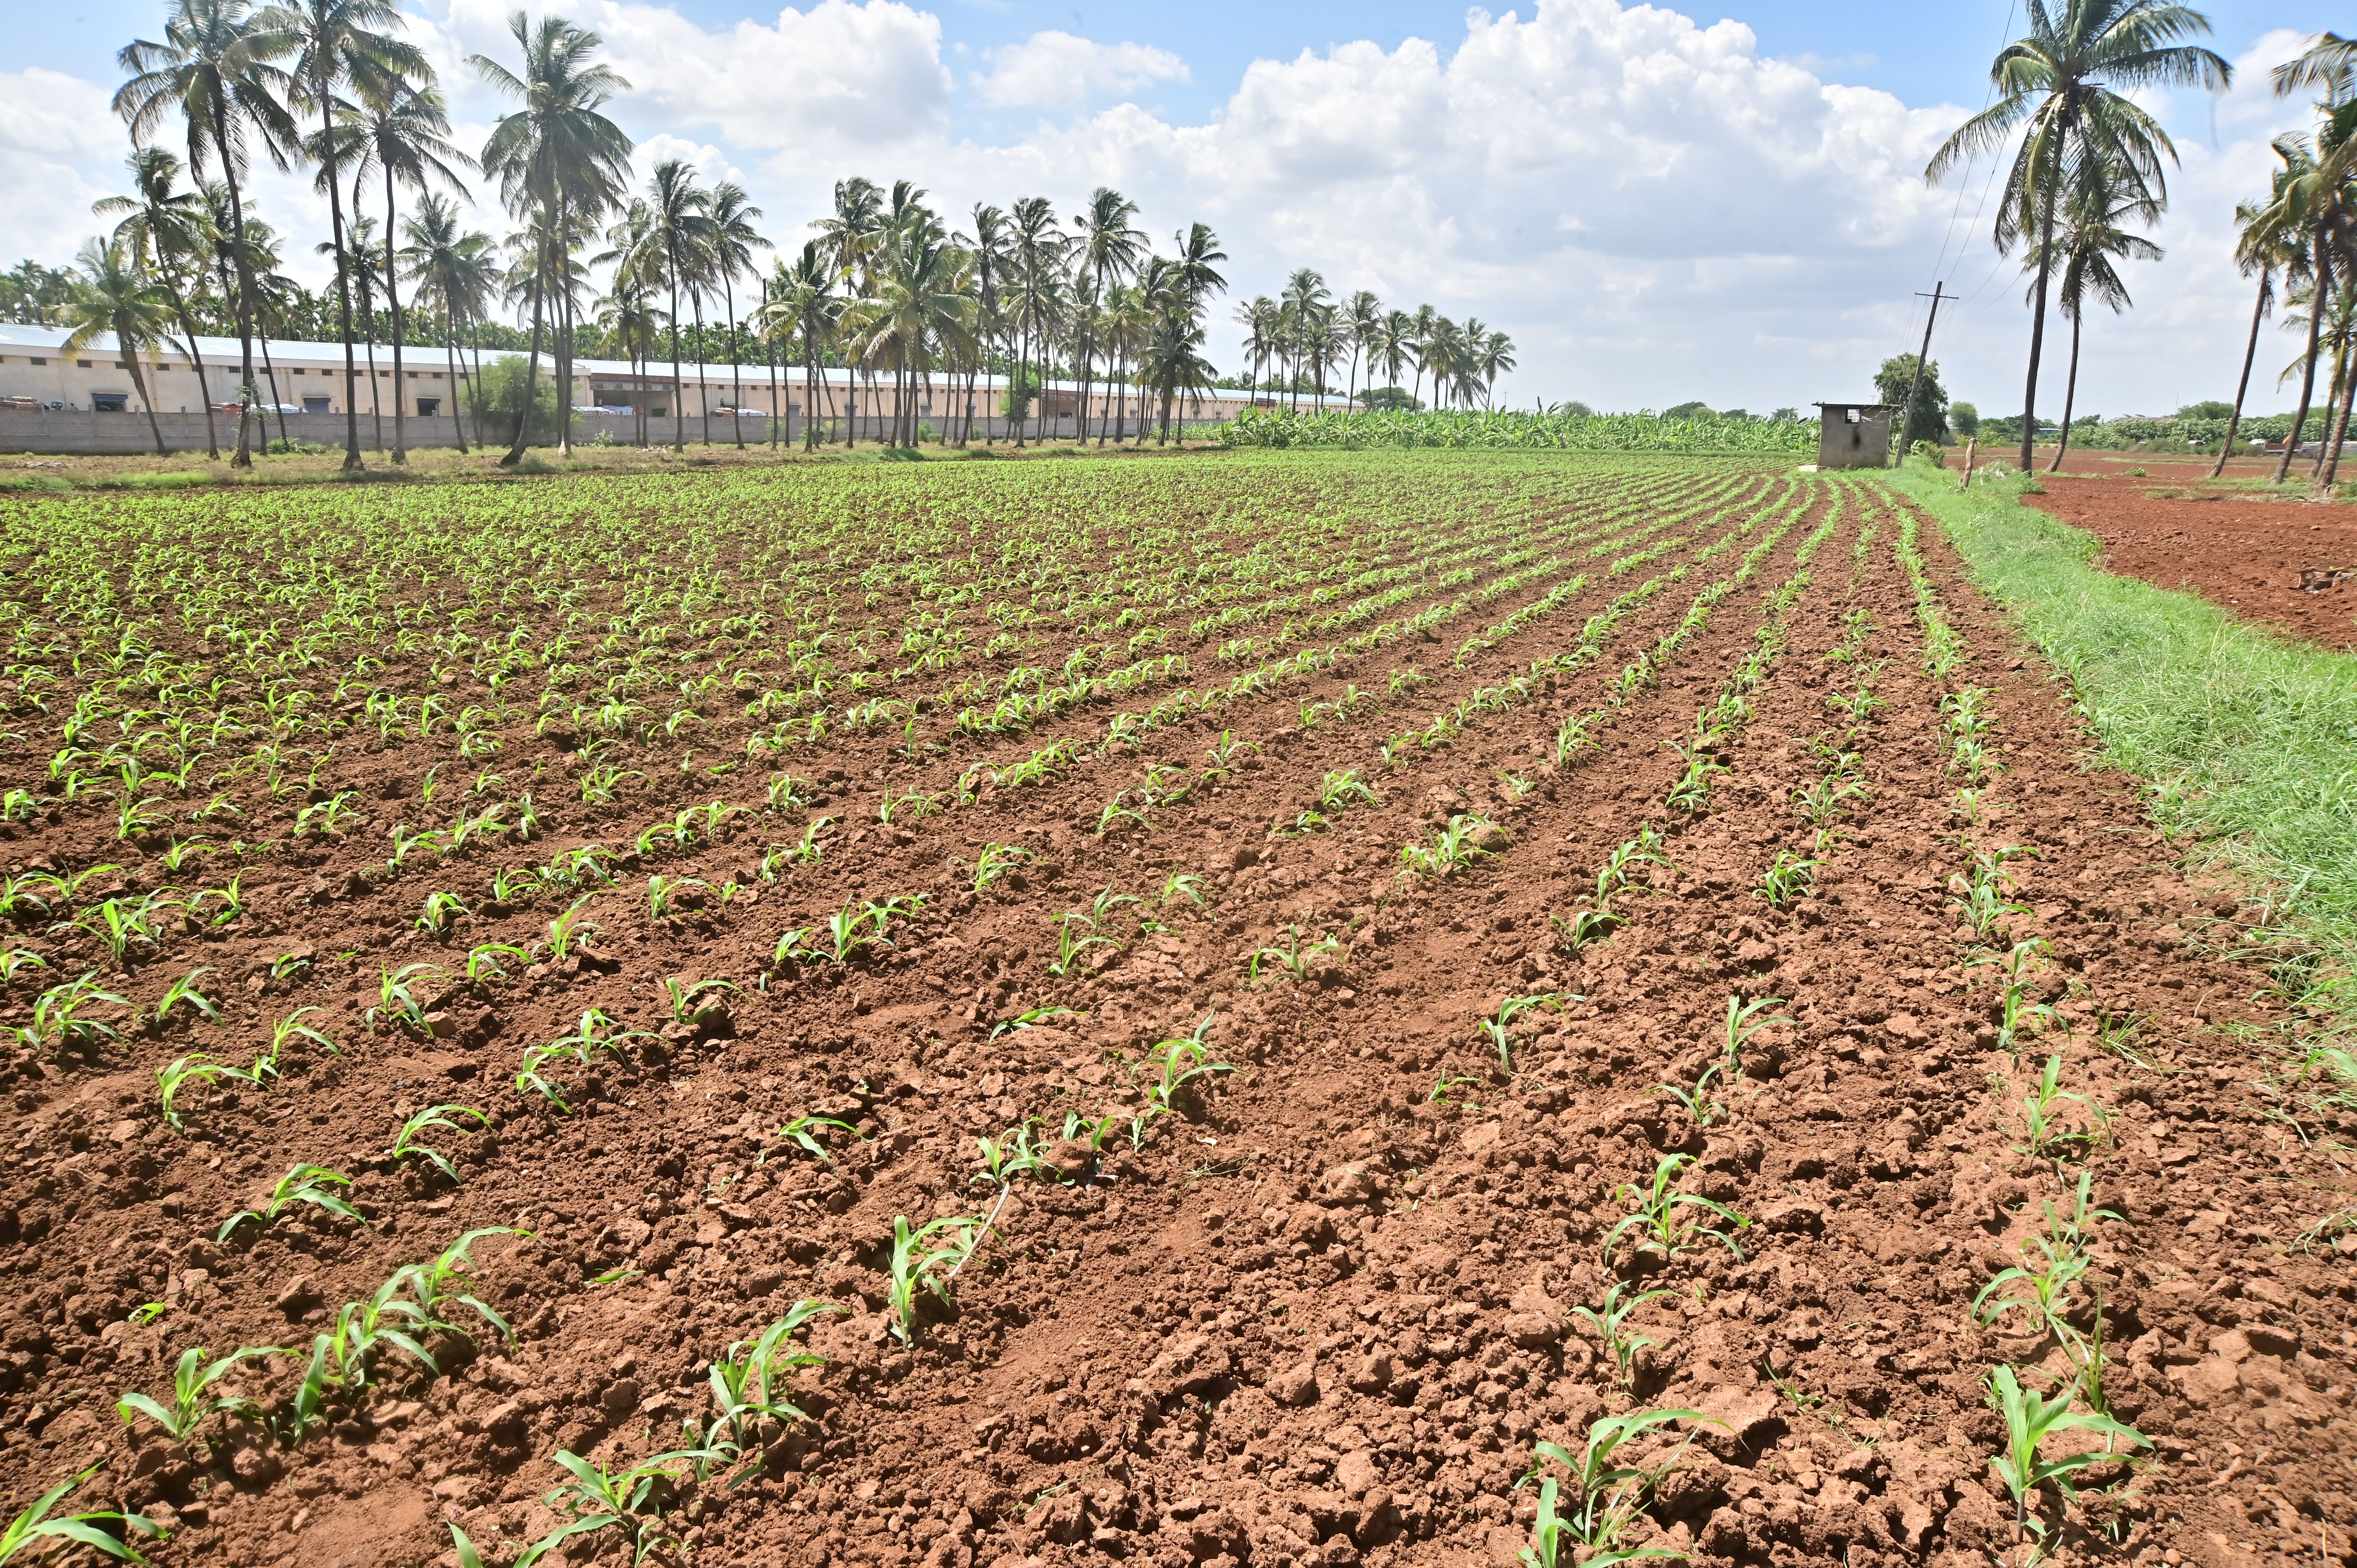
[303,396,332,415]
[417,397,440,416]
[29,357,44,366]
[77,359,91,369]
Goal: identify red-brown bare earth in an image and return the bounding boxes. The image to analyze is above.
[2021,474,2357,649]
[0,463,2348,1568]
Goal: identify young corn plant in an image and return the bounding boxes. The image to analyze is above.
[1515,1410,1719,1568]
[1571,1284,1675,1390]
[217,1165,366,1243]
[13,973,128,1057]
[1982,1366,2148,1548]
[1721,993,1792,1085]
[886,1213,991,1343]
[1247,925,1344,985]
[769,1115,863,1163]
[1400,814,1499,878]
[2013,1053,2106,1161]
[661,976,740,1026]
[1753,850,1821,910]
[1140,1014,1233,1117]
[115,1346,283,1443]
[388,1104,489,1185]
[1479,992,1573,1072]
[546,898,601,960]
[1604,1153,1749,1266]
[1318,770,1380,812]
[155,1054,243,1132]
[415,891,468,936]
[708,1300,845,1443]
[970,842,1029,891]
[365,962,443,1036]
[0,1462,166,1566]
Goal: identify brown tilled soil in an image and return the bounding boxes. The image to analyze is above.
[3,481,2352,1568]
[2021,475,2357,650]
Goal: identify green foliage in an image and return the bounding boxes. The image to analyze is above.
[1221,406,1815,454]
[0,1462,166,1564]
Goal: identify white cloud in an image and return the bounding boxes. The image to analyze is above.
[419,0,952,155]
[0,69,121,267]
[972,31,1189,110]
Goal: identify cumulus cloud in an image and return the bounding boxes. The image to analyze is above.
[972,32,1189,111]
[0,69,122,267]
[418,0,953,155]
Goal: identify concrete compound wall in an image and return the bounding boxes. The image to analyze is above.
[0,407,1228,457]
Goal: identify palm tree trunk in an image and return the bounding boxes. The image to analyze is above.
[726,275,746,450]
[364,317,382,451]
[132,358,167,456]
[2313,340,2346,479]
[155,262,219,458]
[444,305,467,454]
[669,272,686,453]
[693,297,712,447]
[2275,232,2330,484]
[2322,348,2357,493]
[2047,311,2082,473]
[554,241,574,459]
[259,332,290,450]
[383,166,407,465]
[767,333,780,450]
[501,269,543,467]
[317,102,361,471]
[2212,272,2269,479]
[205,100,261,468]
[2018,177,2060,472]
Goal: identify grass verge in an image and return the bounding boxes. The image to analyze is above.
[1888,459,2357,1021]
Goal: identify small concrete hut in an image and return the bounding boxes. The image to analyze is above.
[1813,402,1893,470]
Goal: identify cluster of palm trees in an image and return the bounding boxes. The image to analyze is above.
[1926,7,2357,492]
[2212,34,2357,487]
[586,171,1229,455]
[1926,1,2230,474]
[71,0,1484,468]
[1232,284,1514,411]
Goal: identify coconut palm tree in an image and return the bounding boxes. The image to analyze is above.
[703,181,769,449]
[2212,151,2310,477]
[340,80,473,463]
[810,178,882,444]
[842,228,977,449]
[320,210,385,447]
[1373,309,1413,402]
[1477,328,1516,408]
[58,238,178,455]
[277,0,422,471]
[612,161,709,453]
[115,0,302,466]
[755,240,837,450]
[2244,115,2357,485]
[1006,196,1066,447]
[2027,153,2163,471]
[960,203,1009,445]
[1925,2,2229,472]
[401,191,497,453]
[1279,270,1329,410]
[235,218,302,447]
[94,147,224,457]
[593,272,662,447]
[470,9,633,465]
[1341,290,1382,405]
[1071,188,1146,441]
[1408,303,1438,410]
[2280,276,2357,485]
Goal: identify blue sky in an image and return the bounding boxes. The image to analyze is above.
[3,1,2342,415]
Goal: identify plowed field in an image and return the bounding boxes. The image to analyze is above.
[0,452,2347,1568]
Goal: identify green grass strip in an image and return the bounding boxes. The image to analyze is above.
[1886,460,2357,1016]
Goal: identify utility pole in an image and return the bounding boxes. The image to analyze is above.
[1898,281,1947,456]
